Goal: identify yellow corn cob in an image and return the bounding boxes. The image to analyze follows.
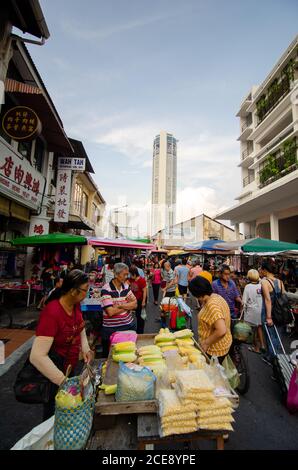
[113,341,136,353]
[138,345,161,355]
[112,352,137,363]
[175,338,194,346]
[104,384,117,395]
[160,345,179,352]
[154,333,175,344]
[178,346,195,356]
[173,329,194,339]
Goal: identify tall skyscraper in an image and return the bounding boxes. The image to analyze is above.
[151,131,177,235]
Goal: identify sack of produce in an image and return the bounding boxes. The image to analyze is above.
[233,321,253,343]
[115,362,156,402]
[54,375,95,450]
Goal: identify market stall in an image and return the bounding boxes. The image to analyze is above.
[11,232,87,276]
[92,328,239,450]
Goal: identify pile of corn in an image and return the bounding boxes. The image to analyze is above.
[158,369,235,437]
[158,389,198,437]
[137,344,166,377]
[112,341,137,363]
[175,370,235,432]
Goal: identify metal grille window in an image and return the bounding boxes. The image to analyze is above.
[33,137,44,172]
[74,183,83,212]
[81,192,88,217]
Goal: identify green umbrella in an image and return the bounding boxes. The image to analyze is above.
[11,232,87,246]
[242,237,298,253]
[128,237,152,244]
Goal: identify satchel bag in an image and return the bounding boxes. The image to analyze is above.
[14,306,79,404]
[14,350,66,405]
[267,280,293,326]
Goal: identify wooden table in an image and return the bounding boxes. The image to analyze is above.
[93,333,231,450]
[89,414,227,450]
[95,334,158,416]
[137,414,226,451]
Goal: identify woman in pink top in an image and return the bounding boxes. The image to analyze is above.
[188,260,203,281]
[151,262,162,305]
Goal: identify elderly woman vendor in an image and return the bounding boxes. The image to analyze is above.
[100,263,137,357]
[189,276,232,363]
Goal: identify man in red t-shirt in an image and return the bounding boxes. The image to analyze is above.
[129,266,147,334]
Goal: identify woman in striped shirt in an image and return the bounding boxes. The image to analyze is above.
[100,263,137,358]
[189,276,232,362]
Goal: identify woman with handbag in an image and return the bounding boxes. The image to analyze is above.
[260,261,286,365]
[243,269,266,354]
[29,270,94,420]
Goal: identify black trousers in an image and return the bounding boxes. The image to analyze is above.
[166,291,176,298]
[101,321,137,358]
[152,283,160,302]
[136,299,145,335]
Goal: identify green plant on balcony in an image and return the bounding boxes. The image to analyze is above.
[282,137,297,169]
[259,166,271,184]
[268,79,279,105]
[256,95,267,120]
[259,154,279,184]
[282,58,295,83]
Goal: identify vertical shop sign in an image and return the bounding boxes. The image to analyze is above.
[54,169,72,222]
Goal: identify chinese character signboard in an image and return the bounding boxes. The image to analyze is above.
[58,157,85,171]
[54,170,72,222]
[0,138,45,210]
[2,106,42,141]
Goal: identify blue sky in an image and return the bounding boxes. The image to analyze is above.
[27,0,298,232]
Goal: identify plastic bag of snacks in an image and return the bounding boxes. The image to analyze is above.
[110,331,137,345]
[115,362,156,402]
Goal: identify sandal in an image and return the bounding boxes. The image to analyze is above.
[248,346,261,354]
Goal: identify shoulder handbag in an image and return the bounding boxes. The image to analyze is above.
[14,349,67,405]
[14,305,80,404]
[267,280,293,326]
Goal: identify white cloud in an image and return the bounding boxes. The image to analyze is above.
[94,124,157,164]
[66,115,241,227]
[176,186,220,223]
[60,7,196,42]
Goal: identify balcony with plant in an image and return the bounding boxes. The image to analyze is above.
[256,53,297,124]
[259,137,297,187]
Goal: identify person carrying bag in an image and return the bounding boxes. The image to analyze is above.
[14,270,94,421]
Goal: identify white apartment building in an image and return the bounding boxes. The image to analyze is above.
[152,214,239,250]
[217,36,298,243]
[151,131,177,235]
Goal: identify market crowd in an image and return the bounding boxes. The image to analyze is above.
[25,253,297,421]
